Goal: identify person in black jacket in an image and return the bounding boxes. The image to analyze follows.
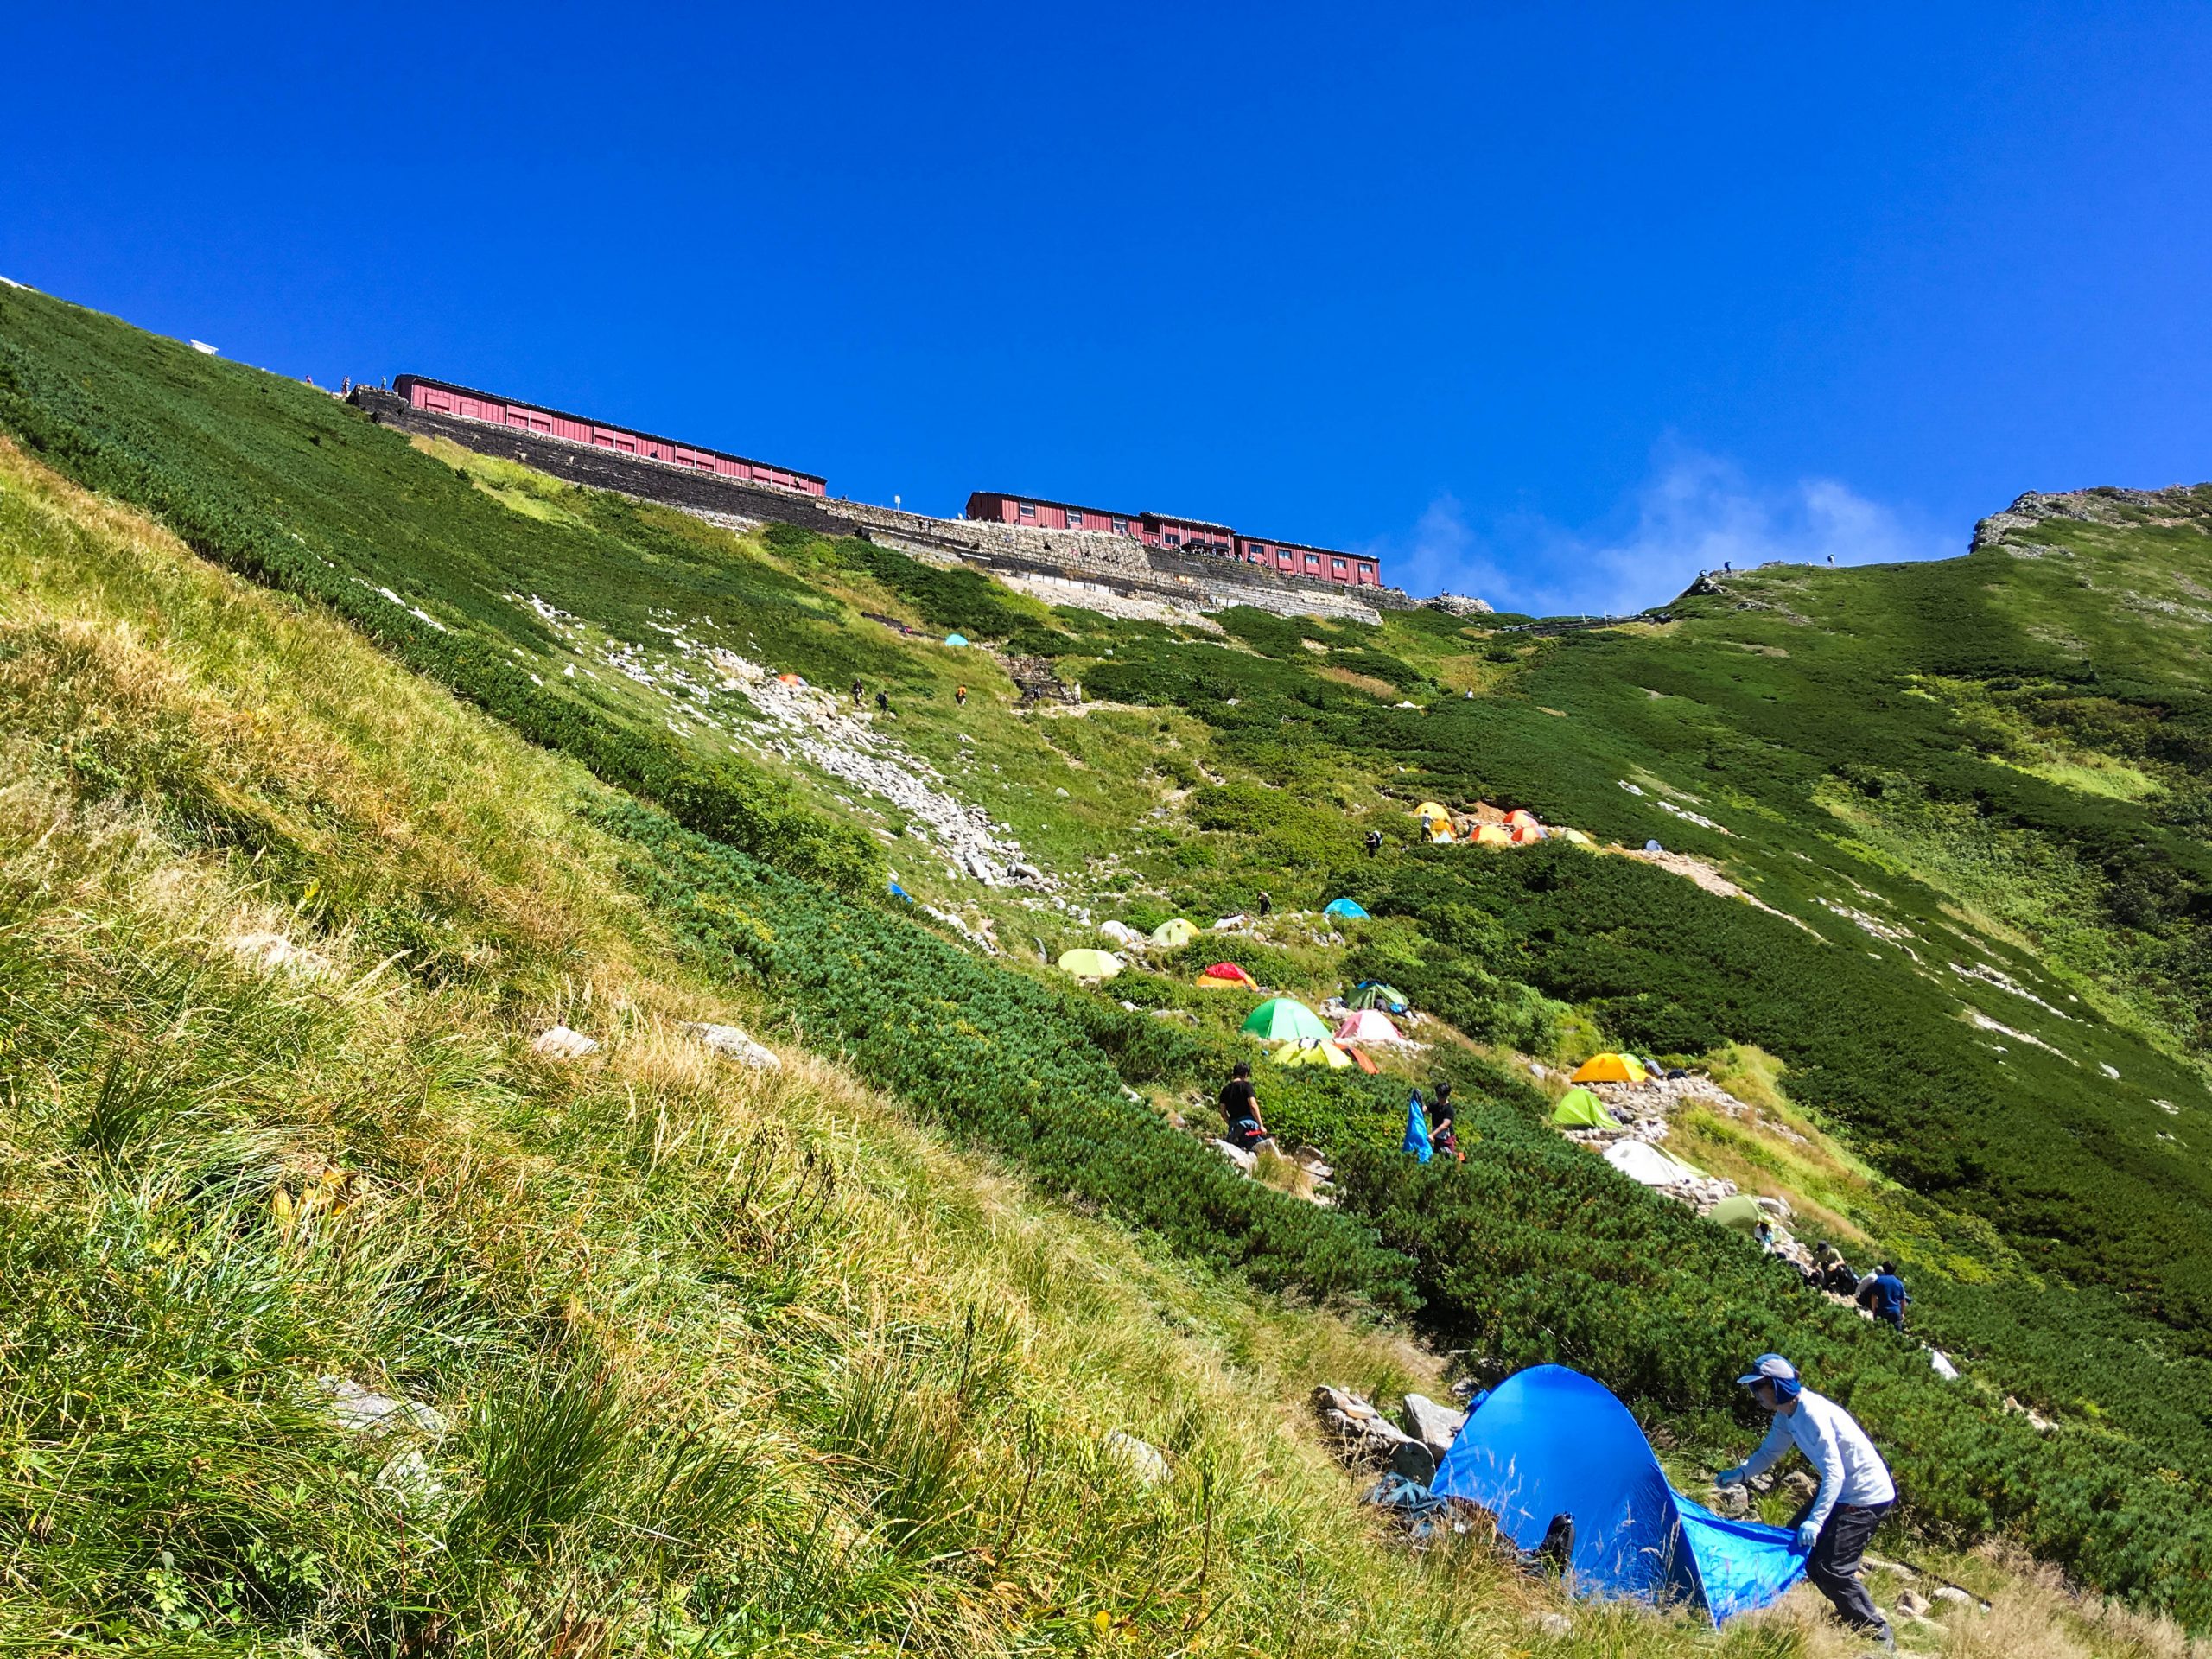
[1218,1061,1271,1153]
[1429,1081,1463,1161]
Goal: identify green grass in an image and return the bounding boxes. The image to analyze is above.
[10,285,2212,1633]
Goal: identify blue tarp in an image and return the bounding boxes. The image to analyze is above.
[1323,898,1370,918]
[1432,1365,1805,1624]
[1403,1091,1433,1162]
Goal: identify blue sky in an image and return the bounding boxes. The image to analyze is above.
[6,4,2210,613]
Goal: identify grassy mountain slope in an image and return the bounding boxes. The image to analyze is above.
[4,285,2212,1634]
[0,435,1510,1655]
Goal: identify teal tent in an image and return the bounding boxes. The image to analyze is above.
[1351,981,1409,1014]
[1323,898,1370,919]
[944,633,969,647]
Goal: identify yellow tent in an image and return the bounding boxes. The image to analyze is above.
[1413,800,1453,823]
[1150,918,1199,948]
[1428,822,1457,843]
[1057,948,1124,981]
[1473,823,1514,848]
[1271,1039,1356,1070]
[1571,1052,1649,1084]
[1556,826,1595,846]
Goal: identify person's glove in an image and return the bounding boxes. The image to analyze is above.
[1715,1465,1747,1486]
[1795,1522,1821,1553]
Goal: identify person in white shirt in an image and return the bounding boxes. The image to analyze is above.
[1718,1353,1897,1648]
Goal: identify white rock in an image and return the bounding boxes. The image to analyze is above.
[1104,1430,1170,1485]
[531,1024,600,1059]
[316,1376,447,1438]
[682,1021,781,1070]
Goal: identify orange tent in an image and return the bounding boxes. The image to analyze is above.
[1473,823,1514,848]
[1507,808,1541,828]
[1571,1052,1650,1085]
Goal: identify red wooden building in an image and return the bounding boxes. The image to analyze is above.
[964,491,1382,588]
[393,375,828,496]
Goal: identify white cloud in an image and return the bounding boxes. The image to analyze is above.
[1369,448,1949,617]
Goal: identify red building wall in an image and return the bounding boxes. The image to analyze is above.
[397,377,827,496]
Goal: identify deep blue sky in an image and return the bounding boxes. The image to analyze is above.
[6,4,2210,611]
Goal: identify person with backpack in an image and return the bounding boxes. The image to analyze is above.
[1217,1061,1271,1154]
[955,684,968,708]
[1718,1354,1897,1649]
[1364,829,1384,857]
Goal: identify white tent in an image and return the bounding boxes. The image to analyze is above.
[1604,1140,1705,1188]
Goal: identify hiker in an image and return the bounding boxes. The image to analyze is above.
[1365,829,1383,857]
[1256,891,1273,918]
[875,690,891,715]
[1429,1081,1464,1161]
[1217,1061,1271,1153]
[1859,1262,1910,1332]
[1816,1244,1857,1297]
[1719,1354,1897,1648]
[955,684,968,708]
[852,680,865,705]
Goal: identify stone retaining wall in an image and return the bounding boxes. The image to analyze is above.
[353,387,1409,621]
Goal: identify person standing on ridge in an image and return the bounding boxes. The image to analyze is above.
[1718,1354,1897,1649]
[1217,1061,1270,1154]
[1256,891,1273,918]
[1365,829,1384,857]
[852,680,865,706]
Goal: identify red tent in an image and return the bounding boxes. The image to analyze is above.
[1196,962,1258,989]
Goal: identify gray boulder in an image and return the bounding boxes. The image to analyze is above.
[1400,1392,1466,1459]
[1389,1440,1438,1486]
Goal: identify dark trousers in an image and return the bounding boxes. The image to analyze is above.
[1798,1500,1892,1632]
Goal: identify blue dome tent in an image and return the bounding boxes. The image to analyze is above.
[1322,898,1370,919]
[1432,1365,1806,1624]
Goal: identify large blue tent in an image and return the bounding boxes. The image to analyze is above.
[1432,1365,1806,1624]
[1322,898,1370,919]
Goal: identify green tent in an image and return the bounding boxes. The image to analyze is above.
[1549,1087,1614,1128]
[1708,1194,1768,1234]
[1056,948,1123,980]
[1150,918,1200,948]
[1351,982,1409,1014]
[1240,997,1332,1044]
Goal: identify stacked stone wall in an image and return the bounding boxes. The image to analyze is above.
[353,387,1412,620]
[353,390,862,537]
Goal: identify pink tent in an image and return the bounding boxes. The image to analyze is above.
[1334,1008,1404,1045]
